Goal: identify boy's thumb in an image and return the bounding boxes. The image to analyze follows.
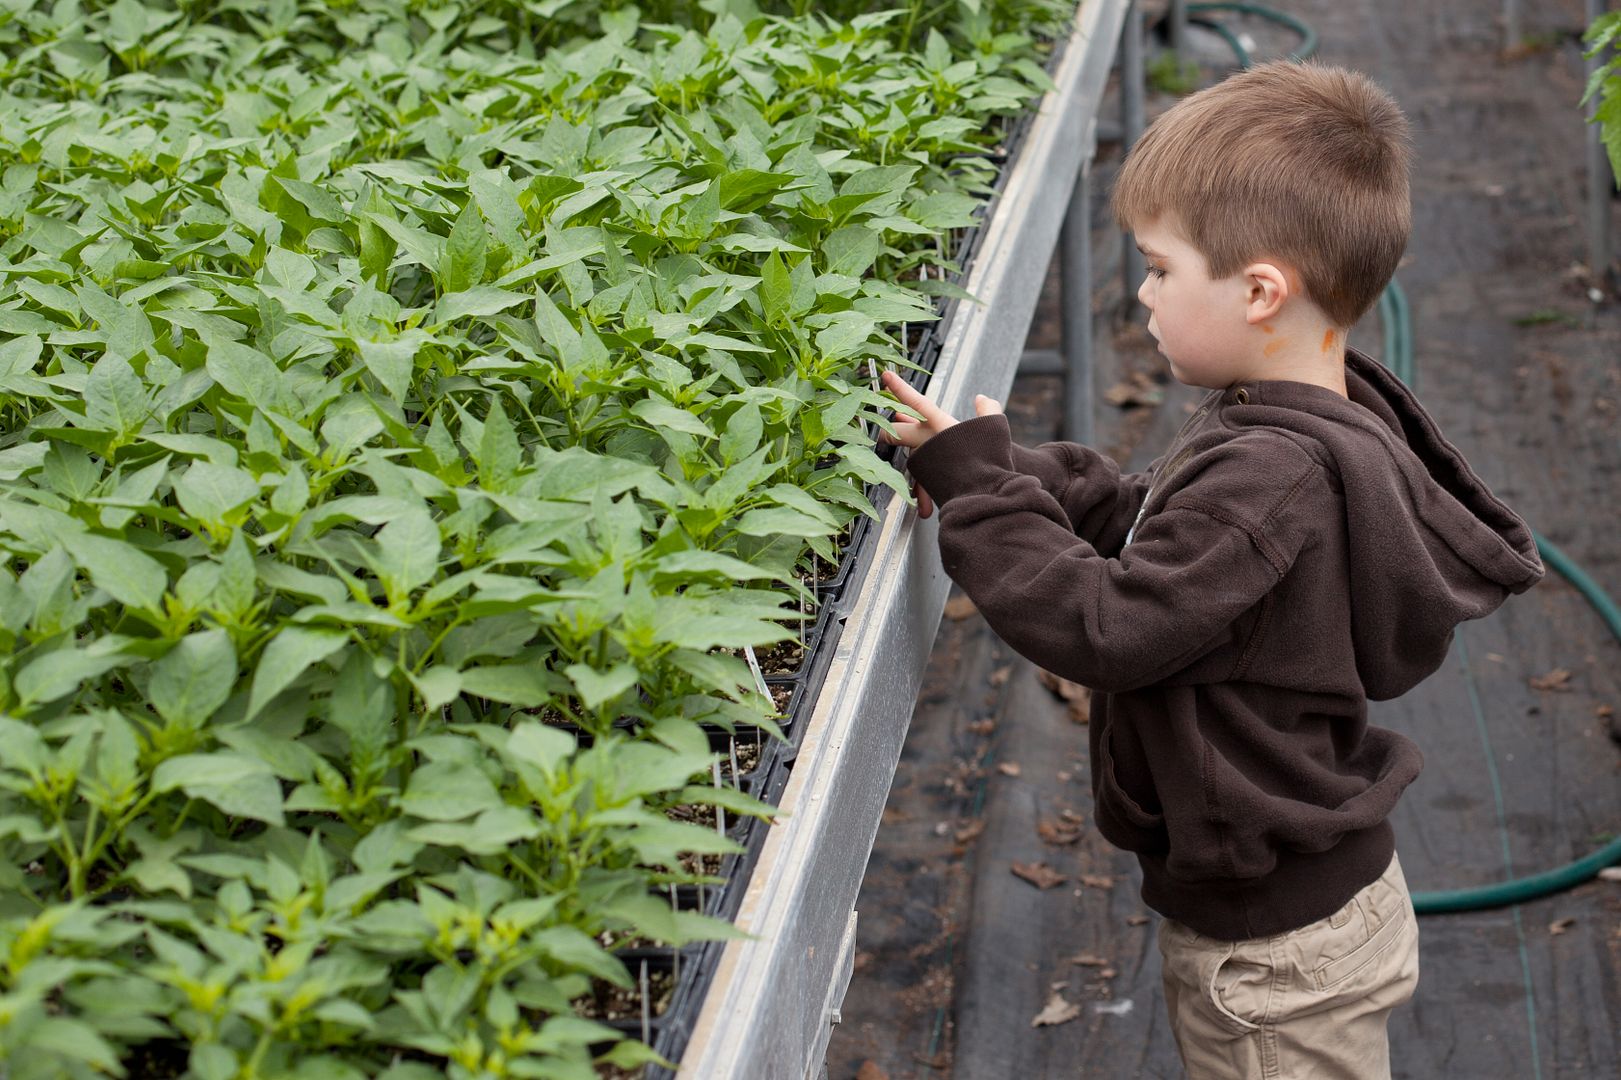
[974,394,1003,416]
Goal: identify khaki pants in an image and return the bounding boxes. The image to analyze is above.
[1157,852,1420,1080]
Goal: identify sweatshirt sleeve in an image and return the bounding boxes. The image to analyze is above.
[1003,438,1154,556]
[907,414,1317,693]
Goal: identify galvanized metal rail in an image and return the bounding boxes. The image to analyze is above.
[674,2,1132,1075]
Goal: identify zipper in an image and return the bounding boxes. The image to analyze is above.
[1123,401,1211,546]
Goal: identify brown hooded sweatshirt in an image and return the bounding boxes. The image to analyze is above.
[905,348,1544,940]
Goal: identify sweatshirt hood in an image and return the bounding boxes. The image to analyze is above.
[1231,348,1543,700]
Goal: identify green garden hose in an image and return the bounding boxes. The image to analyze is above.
[1186,2,1320,66]
[1191,7,1621,913]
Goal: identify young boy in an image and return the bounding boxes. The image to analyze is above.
[879,60,1545,1079]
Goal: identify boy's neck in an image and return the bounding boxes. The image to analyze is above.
[1244,322,1349,398]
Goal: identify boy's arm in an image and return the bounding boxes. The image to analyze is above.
[905,413,1319,693]
[1005,439,1154,556]
[879,371,1153,553]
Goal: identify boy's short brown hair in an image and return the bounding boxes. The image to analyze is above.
[1110,59,1412,328]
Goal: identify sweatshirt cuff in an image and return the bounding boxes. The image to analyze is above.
[905,413,1016,506]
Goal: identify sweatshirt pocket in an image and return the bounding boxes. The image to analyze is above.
[1095,713,1166,839]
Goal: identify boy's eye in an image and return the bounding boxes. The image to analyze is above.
[1147,266,1166,279]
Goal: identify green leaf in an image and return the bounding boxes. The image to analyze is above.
[153,752,285,825]
[732,506,838,539]
[373,507,440,601]
[61,532,167,612]
[505,722,574,778]
[478,399,521,494]
[441,201,489,295]
[532,285,582,363]
[630,396,713,439]
[407,805,539,853]
[76,282,154,359]
[274,177,347,223]
[563,661,639,711]
[174,460,260,526]
[328,644,395,763]
[14,643,129,709]
[203,339,284,410]
[246,627,349,721]
[821,226,884,278]
[149,629,237,730]
[760,251,791,324]
[356,333,425,402]
[718,402,763,464]
[681,179,721,237]
[400,760,502,822]
[83,353,149,438]
[21,1017,123,1074]
[459,664,555,708]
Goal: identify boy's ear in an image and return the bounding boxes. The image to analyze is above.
[1241,261,1290,324]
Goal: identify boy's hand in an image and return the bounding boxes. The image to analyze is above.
[878,370,1003,518]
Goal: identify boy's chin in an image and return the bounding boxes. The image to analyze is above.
[1164,359,1217,390]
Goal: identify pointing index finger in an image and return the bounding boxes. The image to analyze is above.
[882,370,950,425]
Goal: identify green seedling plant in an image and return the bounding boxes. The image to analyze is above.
[0,0,1071,1073]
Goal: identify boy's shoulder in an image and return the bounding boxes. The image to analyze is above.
[1160,414,1344,532]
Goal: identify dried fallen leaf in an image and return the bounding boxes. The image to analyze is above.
[1059,808,1084,823]
[1012,861,1068,890]
[954,819,986,844]
[1030,992,1082,1028]
[988,664,1012,687]
[1036,668,1092,723]
[1596,704,1615,719]
[1549,917,1576,935]
[1037,817,1083,845]
[1597,867,1621,882]
[1079,873,1116,889]
[1529,668,1573,692]
[1104,371,1164,409]
[1125,914,1150,926]
[943,595,978,621]
[1070,952,1110,967]
[997,761,1021,777]
[857,1062,891,1080]
[1099,967,1118,979]
[966,718,997,736]
[911,1054,949,1071]
[1485,652,1506,663]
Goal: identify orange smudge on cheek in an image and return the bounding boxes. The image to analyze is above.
[1260,323,1276,334]
[1263,337,1290,358]
[1321,328,1338,353]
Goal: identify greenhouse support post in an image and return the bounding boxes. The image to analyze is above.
[1590,0,1614,285]
[1169,0,1189,54]
[1060,157,1098,445]
[1120,0,1147,315]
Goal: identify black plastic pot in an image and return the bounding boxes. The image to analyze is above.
[812,514,876,601]
[595,948,701,1040]
[740,600,831,682]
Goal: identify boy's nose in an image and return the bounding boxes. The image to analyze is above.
[1137,273,1154,307]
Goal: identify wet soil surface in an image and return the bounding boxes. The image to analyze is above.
[829,1,1621,1076]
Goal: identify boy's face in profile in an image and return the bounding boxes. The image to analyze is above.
[1133,216,1261,392]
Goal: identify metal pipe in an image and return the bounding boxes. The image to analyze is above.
[1503,0,1521,52]
[1060,160,1096,444]
[1170,0,1188,55]
[1589,0,1613,287]
[1120,0,1146,316]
